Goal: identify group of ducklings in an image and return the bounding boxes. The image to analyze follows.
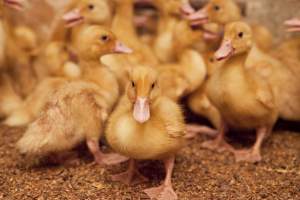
[1,0,300,199]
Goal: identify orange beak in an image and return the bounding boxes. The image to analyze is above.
[180,3,195,16]
[284,18,300,32]
[114,41,133,54]
[63,8,84,28]
[133,97,150,123]
[214,39,234,61]
[4,0,24,11]
[188,7,209,26]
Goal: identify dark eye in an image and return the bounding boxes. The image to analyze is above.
[88,4,94,10]
[214,5,220,11]
[151,83,155,89]
[131,81,135,87]
[101,35,109,42]
[238,32,244,38]
[209,58,214,62]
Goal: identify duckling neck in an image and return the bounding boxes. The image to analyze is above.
[79,58,102,73]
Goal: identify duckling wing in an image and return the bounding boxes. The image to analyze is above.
[157,97,186,138]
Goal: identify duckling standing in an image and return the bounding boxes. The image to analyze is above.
[106,66,186,200]
[206,22,279,162]
[17,26,131,165]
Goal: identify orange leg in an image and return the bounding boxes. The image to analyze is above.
[111,159,148,185]
[86,140,128,166]
[233,127,269,163]
[144,156,178,200]
[201,121,233,153]
[185,124,218,139]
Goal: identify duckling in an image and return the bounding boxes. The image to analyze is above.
[17,25,131,165]
[4,0,116,126]
[106,66,185,200]
[6,25,131,127]
[185,0,274,52]
[206,22,279,163]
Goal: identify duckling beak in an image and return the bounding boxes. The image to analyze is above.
[63,9,84,28]
[284,18,300,32]
[187,7,209,25]
[4,0,24,11]
[215,40,234,61]
[180,3,195,16]
[133,97,150,123]
[114,41,133,54]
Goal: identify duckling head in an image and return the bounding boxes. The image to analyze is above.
[75,25,132,60]
[188,0,241,26]
[127,66,159,123]
[63,0,113,28]
[215,21,253,61]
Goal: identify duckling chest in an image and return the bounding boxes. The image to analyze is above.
[109,114,177,160]
[207,64,264,125]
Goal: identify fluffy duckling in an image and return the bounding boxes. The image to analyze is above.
[106,66,186,200]
[17,25,131,165]
[6,25,130,127]
[206,22,279,162]
[185,0,274,52]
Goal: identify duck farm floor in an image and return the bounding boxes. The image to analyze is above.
[0,121,299,200]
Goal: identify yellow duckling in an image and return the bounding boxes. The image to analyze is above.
[206,21,279,162]
[106,66,186,200]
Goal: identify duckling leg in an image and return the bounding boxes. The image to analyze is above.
[233,127,269,163]
[185,124,218,139]
[111,159,148,185]
[144,156,178,200]
[86,140,129,166]
[201,121,233,152]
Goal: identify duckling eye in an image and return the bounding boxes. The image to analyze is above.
[100,35,109,42]
[131,81,135,87]
[88,4,94,10]
[209,58,214,62]
[214,5,220,11]
[151,83,155,89]
[238,32,244,38]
